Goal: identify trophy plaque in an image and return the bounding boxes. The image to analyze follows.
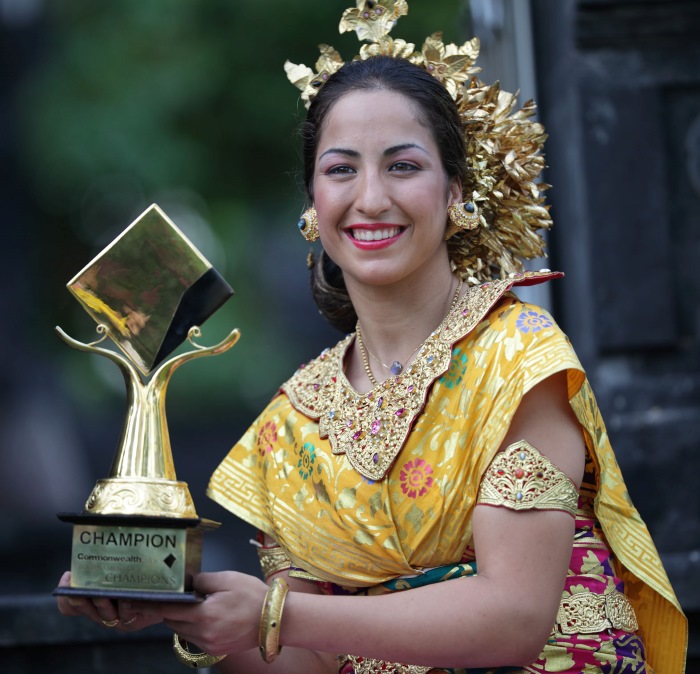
[53,204,238,602]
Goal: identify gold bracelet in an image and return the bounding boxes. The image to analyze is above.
[172,633,227,669]
[258,577,290,663]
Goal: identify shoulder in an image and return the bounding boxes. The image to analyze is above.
[485,294,561,337]
[458,292,583,395]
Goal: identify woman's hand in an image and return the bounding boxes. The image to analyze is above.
[55,571,162,631]
[128,571,269,656]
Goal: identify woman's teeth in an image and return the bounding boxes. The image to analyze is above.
[351,227,401,241]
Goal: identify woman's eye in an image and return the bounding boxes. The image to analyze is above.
[327,165,355,175]
[390,161,418,172]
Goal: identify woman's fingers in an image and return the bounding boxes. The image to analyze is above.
[92,596,121,626]
[56,572,157,630]
[56,572,108,624]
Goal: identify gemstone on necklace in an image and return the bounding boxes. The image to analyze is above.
[390,361,403,375]
[371,419,381,435]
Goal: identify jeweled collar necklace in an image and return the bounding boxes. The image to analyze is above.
[281,271,561,481]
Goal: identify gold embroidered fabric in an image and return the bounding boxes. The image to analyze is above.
[282,271,561,481]
[557,590,639,635]
[477,440,578,516]
[346,655,431,674]
[257,545,292,581]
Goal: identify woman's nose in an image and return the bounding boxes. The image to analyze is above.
[355,173,391,216]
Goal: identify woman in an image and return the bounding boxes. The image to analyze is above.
[57,3,686,673]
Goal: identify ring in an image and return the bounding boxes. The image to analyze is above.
[101,618,120,628]
[121,616,137,625]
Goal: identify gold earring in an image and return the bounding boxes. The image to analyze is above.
[297,207,319,242]
[448,201,480,232]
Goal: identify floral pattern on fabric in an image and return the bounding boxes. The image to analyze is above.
[440,347,468,389]
[516,309,553,333]
[298,442,316,480]
[399,459,434,499]
[256,420,277,456]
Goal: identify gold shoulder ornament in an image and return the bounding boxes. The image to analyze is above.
[285,0,552,285]
[477,440,579,516]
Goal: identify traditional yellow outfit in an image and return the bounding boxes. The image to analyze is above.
[208,273,686,674]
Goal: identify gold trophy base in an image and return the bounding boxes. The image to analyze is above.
[53,513,220,602]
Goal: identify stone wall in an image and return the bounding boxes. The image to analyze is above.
[532,0,700,666]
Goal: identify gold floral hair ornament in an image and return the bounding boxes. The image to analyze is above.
[285,0,552,284]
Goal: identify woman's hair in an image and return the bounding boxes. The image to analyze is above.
[303,55,468,334]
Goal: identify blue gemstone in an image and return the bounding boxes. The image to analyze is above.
[465,202,475,213]
[297,219,306,230]
[390,361,403,375]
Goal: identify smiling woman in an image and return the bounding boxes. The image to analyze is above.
[56,2,687,674]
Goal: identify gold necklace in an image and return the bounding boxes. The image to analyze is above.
[356,277,464,387]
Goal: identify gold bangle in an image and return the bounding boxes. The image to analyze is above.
[258,577,290,663]
[172,633,227,669]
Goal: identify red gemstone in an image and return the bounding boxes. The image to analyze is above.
[515,468,524,479]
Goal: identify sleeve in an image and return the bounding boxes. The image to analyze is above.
[206,394,294,538]
[464,297,586,479]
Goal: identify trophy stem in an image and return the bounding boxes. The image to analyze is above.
[55,325,240,518]
[108,365,176,481]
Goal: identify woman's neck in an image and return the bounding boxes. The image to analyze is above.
[344,264,461,390]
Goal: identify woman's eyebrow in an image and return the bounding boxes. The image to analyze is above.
[318,147,360,159]
[383,143,427,156]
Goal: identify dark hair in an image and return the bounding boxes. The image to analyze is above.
[303,55,467,333]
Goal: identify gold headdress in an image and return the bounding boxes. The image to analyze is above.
[285,0,551,284]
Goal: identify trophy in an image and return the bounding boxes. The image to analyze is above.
[53,204,238,602]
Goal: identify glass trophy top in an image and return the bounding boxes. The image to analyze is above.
[67,204,233,375]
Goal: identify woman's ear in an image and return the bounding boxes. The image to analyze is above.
[447,177,463,208]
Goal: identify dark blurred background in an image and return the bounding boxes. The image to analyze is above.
[0,0,698,672]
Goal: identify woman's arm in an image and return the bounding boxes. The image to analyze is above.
[133,371,583,670]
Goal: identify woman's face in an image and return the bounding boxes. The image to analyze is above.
[312,88,462,291]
